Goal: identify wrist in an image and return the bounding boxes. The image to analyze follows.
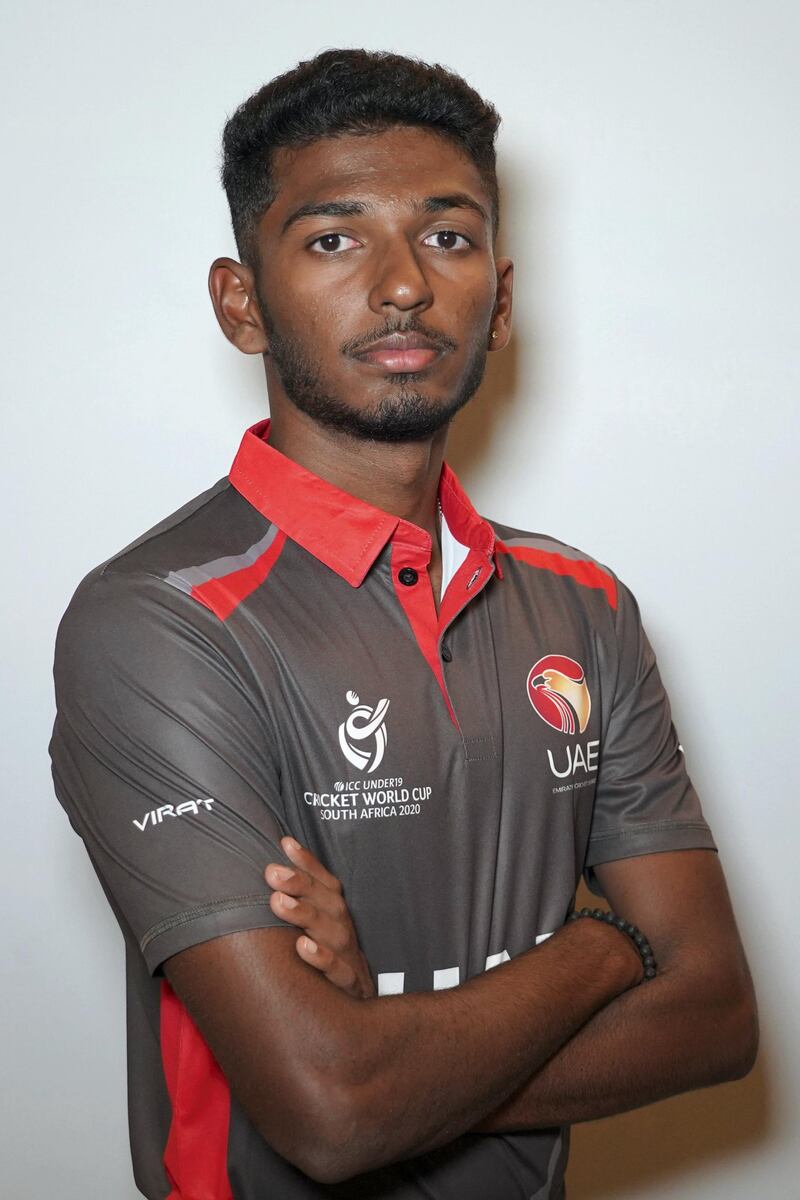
[553,911,640,995]
[567,907,657,988]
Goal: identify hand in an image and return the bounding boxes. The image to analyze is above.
[265,837,375,999]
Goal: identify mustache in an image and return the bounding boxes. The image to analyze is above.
[342,318,458,357]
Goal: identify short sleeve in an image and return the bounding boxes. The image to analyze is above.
[49,569,294,974]
[583,579,717,895]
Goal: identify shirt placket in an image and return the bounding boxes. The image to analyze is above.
[390,530,498,733]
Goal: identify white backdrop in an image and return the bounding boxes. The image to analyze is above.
[2,2,796,1196]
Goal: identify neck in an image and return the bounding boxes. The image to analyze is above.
[267,404,448,546]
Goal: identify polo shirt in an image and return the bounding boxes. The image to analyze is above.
[49,417,717,1200]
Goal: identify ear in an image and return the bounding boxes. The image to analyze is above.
[208,257,269,355]
[488,256,514,351]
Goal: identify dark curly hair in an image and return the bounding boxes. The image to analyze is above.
[221,48,501,267]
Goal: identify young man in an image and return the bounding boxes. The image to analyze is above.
[50,49,757,1200]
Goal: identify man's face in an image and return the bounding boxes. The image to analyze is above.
[249,126,511,442]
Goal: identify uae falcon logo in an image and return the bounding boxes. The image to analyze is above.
[527,655,591,735]
[338,690,390,772]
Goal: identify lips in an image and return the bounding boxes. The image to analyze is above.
[353,331,444,373]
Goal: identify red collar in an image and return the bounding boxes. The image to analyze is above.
[228,418,497,587]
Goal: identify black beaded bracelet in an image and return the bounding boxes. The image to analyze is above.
[567,907,658,982]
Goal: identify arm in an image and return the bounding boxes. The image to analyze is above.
[163,908,642,1183]
[266,843,757,1134]
[475,848,758,1130]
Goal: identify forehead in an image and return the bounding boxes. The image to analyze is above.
[266,126,489,219]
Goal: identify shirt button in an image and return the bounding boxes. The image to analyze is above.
[441,644,453,663]
[398,567,418,586]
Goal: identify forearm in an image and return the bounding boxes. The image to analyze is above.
[320,919,639,1180]
[266,843,757,1174]
[473,957,758,1133]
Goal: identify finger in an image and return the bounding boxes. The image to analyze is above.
[281,837,342,894]
[268,890,319,929]
[269,890,351,954]
[264,864,326,907]
[265,863,310,895]
[295,935,360,997]
[266,863,348,922]
[274,893,356,960]
[355,954,377,1000]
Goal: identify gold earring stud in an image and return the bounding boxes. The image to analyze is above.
[491,330,499,340]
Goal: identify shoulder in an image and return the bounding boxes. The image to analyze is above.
[489,518,622,613]
[54,477,273,682]
[58,474,276,624]
[88,475,273,585]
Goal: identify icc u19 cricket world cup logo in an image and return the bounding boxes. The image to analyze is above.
[338,690,390,772]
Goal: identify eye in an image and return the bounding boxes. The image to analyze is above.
[422,230,471,251]
[309,233,361,253]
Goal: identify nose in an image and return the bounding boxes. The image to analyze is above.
[368,238,433,316]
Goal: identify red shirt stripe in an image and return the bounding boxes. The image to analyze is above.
[191,529,287,621]
[161,980,234,1200]
[496,542,617,609]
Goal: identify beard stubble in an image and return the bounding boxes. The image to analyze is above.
[258,296,491,444]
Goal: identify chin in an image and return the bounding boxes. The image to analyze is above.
[303,391,458,444]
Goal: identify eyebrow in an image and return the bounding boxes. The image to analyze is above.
[281,192,489,235]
